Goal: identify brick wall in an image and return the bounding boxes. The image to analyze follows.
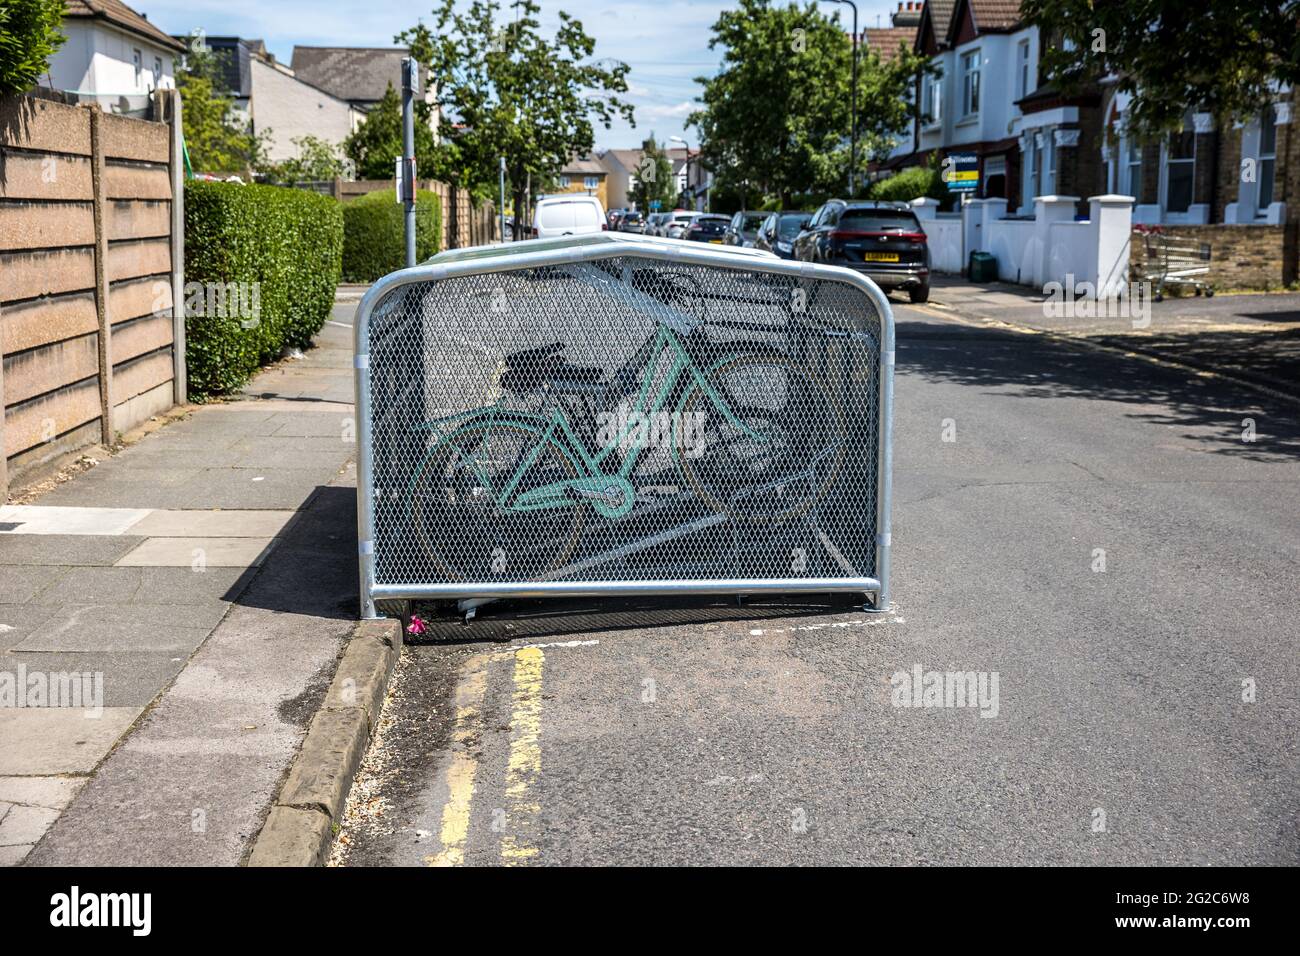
[1131,224,1288,290]
[1,91,183,497]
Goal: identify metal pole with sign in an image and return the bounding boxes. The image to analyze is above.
[401,57,419,267]
[499,157,507,242]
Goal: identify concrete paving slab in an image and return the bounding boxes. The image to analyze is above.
[0,506,152,535]
[29,566,251,605]
[0,605,62,653]
[36,477,201,510]
[125,510,297,538]
[0,804,61,846]
[0,845,33,866]
[112,446,249,470]
[0,534,141,566]
[267,412,358,438]
[114,537,275,568]
[178,469,335,510]
[232,448,354,471]
[0,651,190,706]
[0,707,141,775]
[0,776,85,811]
[0,566,70,603]
[13,604,226,652]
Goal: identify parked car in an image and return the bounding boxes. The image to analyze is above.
[645,212,669,236]
[754,211,811,259]
[619,211,645,233]
[608,208,626,230]
[683,214,731,243]
[532,195,607,239]
[664,210,701,239]
[792,199,930,302]
[724,210,768,248]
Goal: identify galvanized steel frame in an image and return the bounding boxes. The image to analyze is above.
[353,236,894,618]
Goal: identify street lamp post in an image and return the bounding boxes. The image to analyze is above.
[822,0,859,196]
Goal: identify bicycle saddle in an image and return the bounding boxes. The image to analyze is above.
[501,342,604,393]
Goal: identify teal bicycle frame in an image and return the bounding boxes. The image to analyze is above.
[411,322,768,521]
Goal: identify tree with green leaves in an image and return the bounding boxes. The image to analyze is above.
[1022,0,1300,137]
[629,135,674,213]
[342,83,438,181]
[0,0,66,95]
[176,44,265,174]
[690,0,848,205]
[689,0,932,204]
[262,135,350,184]
[399,0,634,229]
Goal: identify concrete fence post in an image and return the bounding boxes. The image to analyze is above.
[168,89,187,404]
[1033,195,1080,289]
[909,197,939,221]
[1088,194,1135,299]
[88,106,114,444]
[961,198,986,272]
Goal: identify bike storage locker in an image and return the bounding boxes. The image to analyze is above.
[353,233,894,618]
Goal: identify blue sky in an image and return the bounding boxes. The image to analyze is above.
[136,0,900,148]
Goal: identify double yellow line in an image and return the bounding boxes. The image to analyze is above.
[424,646,547,867]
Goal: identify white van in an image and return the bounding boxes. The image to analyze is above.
[532,195,606,239]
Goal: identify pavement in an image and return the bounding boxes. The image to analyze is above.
[923,276,1300,396]
[1,301,361,866]
[332,293,1299,867]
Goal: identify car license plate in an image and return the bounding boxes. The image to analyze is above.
[864,252,899,262]
[708,239,723,244]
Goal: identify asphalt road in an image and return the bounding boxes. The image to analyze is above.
[334,300,1299,866]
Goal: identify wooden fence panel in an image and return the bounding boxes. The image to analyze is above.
[0,91,181,497]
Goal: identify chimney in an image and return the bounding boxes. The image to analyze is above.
[892,0,923,27]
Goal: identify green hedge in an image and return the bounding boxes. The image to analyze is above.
[342,188,442,282]
[184,181,343,398]
[869,165,946,204]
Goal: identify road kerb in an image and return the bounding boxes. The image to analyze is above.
[247,618,403,867]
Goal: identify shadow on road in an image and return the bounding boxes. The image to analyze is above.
[897,319,1300,462]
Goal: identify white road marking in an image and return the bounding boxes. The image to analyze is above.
[518,639,600,651]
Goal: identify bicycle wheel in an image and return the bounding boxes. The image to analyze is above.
[409,422,584,582]
[677,354,846,523]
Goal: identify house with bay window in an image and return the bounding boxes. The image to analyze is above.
[872,0,1297,287]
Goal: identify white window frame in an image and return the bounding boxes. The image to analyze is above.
[1016,40,1031,101]
[922,68,943,129]
[132,49,143,89]
[1160,112,1197,217]
[1022,136,1039,206]
[1124,137,1143,201]
[961,49,981,118]
[1257,105,1277,215]
[153,57,163,90]
[584,175,599,190]
[559,175,571,187]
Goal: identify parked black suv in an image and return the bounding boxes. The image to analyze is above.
[792,199,930,302]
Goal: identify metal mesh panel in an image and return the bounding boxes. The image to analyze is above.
[362,250,884,600]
